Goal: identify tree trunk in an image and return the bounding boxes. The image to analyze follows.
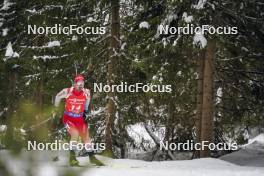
[7,71,17,114]
[5,69,17,148]
[195,50,205,158]
[200,39,216,158]
[105,0,120,156]
[36,75,44,119]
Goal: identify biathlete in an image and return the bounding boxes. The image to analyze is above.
[54,74,104,166]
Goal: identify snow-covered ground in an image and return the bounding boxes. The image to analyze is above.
[221,133,264,167]
[0,150,263,176]
[0,134,263,176]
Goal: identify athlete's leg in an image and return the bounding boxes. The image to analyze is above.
[82,130,91,143]
[63,116,80,166]
[79,122,105,166]
[80,122,92,151]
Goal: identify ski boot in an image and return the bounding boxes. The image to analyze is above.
[88,151,105,166]
[69,150,80,167]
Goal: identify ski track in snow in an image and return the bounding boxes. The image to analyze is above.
[1,134,264,176]
[84,157,264,176]
[0,150,264,176]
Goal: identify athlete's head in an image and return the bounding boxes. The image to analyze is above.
[74,74,84,91]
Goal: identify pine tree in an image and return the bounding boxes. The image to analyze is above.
[105,0,120,156]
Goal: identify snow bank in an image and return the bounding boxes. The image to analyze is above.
[126,122,165,150]
[247,133,264,145]
[221,148,264,167]
[239,133,264,150]
[126,123,155,148]
[221,133,264,167]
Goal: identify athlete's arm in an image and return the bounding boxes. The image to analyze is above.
[55,88,68,107]
[83,88,92,122]
[84,88,91,112]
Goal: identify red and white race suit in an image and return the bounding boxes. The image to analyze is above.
[55,87,91,139]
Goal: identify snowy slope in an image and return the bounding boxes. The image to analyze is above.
[83,157,264,176]
[221,133,264,167]
[220,148,264,167]
[0,150,264,176]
